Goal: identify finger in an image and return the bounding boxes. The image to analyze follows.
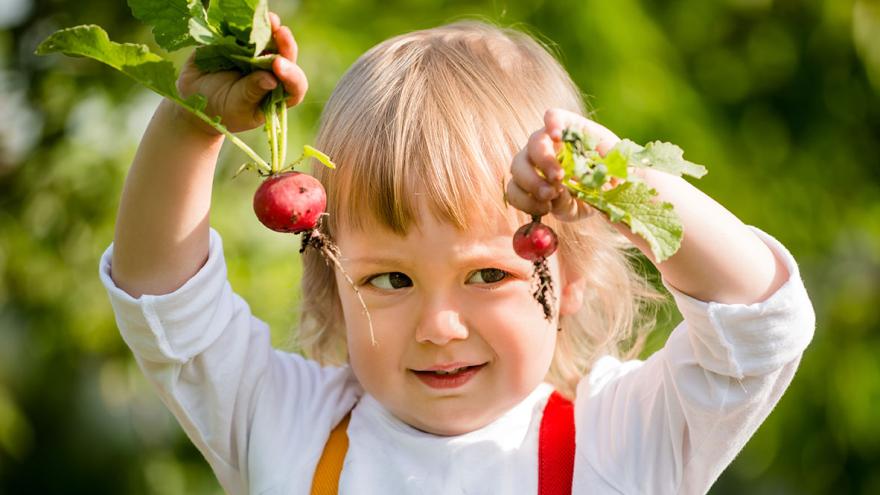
[579,119,621,156]
[273,25,298,63]
[269,12,281,30]
[236,70,277,108]
[550,186,593,222]
[273,57,308,106]
[506,180,552,217]
[510,149,557,202]
[543,108,580,142]
[527,129,564,183]
[544,109,621,156]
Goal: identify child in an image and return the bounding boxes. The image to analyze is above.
[99,14,815,495]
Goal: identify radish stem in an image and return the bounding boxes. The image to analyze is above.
[279,99,287,169]
[183,101,270,173]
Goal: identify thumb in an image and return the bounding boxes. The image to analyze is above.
[236,70,278,106]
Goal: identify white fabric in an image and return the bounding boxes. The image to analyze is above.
[98,226,815,495]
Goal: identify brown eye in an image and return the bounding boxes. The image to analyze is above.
[368,272,412,289]
[468,268,508,284]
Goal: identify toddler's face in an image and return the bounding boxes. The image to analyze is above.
[334,207,583,436]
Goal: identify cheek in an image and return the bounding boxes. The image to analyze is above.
[334,274,407,381]
[470,291,557,385]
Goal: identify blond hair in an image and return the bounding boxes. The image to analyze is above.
[297,20,667,399]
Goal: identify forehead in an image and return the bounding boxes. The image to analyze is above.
[336,197,521,249]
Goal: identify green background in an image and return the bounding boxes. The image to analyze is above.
[1,0,878,493]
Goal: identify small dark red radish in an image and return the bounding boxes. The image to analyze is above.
[253,171,326,233]
[513,217,558,261]
[513,215,558,322]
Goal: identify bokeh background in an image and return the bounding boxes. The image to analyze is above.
[1,0,878,493]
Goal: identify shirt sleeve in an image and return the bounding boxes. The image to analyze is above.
[573,226,816,495]
[98,228,362,495]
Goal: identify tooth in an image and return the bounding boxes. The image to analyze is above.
[434,367,468,375]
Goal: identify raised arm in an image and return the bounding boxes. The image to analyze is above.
[111,13,307,298]
[110,99,223,298]
[508,108,814,493]
[544,109,788,304]
[509,108,789,305]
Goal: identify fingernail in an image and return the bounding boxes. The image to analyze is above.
[260,77,276,90]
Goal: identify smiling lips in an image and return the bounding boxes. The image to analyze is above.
[411,363,488,389]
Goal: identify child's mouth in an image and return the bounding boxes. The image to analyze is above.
[411,363,487,389]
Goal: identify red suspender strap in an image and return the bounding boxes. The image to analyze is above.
[538,390,576,495]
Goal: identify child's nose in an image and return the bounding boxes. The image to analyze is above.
[414,308,469,346]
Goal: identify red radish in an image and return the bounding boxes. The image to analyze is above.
[513,219,558,261]
[513,215,558,322]
[250,170,377,345]
[253,171,326,233]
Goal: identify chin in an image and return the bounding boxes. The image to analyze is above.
[407,405,500,437]
[413,419,480,437]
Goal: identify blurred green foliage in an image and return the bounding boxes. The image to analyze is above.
[1,0,878,493]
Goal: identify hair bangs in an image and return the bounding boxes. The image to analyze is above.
[312,26,545,238]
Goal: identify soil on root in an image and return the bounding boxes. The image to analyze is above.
[531,258,556,322]
[300,216,376,346]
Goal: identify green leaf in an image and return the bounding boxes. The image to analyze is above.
[187,0,222,45]
[207,0,226,34]
[229,53,276,70]
[36,25,181,98]
[601,149,629,180]
[580,181,683,262]
[216,0,260,46]
[578,163,607,189]
[556,127,708,262]
[127,0,196,51]
[303,145,336,169]
[612,139,708,178]
[203,1,270,55]
[556,141,576,178]
[249,0,272,56]
[558,128,605,186]
[35,24,271,172]
[194,38,253,72]
[233,162,258,178]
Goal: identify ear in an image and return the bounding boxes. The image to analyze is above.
[559,273,586,317]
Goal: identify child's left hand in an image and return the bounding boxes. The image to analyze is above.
[506,108,622,222]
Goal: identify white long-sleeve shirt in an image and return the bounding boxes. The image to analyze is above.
[98,226,815,494]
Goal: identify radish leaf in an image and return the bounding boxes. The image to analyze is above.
[580,181,682,262]
[35,24,271,172]
[36,1,332,180]
[303,145,336,169]
[212,0,271,56]
[127,0,198,51]
[557,128,707,262]
[611,139,707,178]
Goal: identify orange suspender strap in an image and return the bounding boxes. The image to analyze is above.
[309,391,575,495]
[538,390,576,495]
[310,413,351,495]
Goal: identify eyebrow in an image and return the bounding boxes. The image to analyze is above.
[345,251,523,267]
[344,256,409,266]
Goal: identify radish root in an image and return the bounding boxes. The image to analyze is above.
[300,215,377,346]
[532,258,556,322]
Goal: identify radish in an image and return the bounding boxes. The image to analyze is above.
[513,216,558,261]
[253,172,325,233]
[513,215,558,322]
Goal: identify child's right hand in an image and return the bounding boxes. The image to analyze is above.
[174,12,308,135]
[507,108,623,222]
